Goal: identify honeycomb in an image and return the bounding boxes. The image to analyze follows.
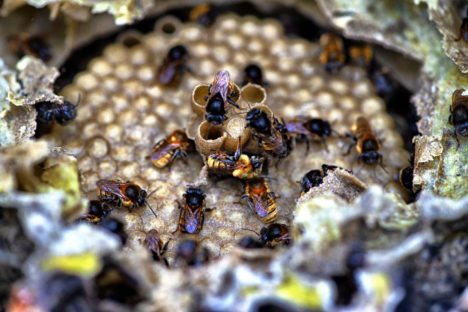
[50,14,410,260]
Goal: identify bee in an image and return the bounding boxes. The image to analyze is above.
[348,42,373,69]
[35,100,78,126]
[238,223,291,249]
[175,239,210,267]
[143,229,169,266]
[241,178,278,224]
[77,200,113,224]
[319,33,345,73]
[242,64,265,86]
[207,70,239,108]
[205,92,229,124]
[150,129,193,169]
[346,117,385,168]
[156,44,190,87]
[174,187,211,234]
[300,164,343,195]
[7,34,52,62]
[189,3,216,27]
[96,180,157,217]
[99,217,128,245]
[285,116,333,151]
[207,138,264,179]
[237,235,264,249]
[399,166,414,192]
[449,89,468,147]
[246,108,292,159]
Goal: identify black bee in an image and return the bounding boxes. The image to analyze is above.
[449,89,468,147]
[246,108,291,159]
[285,116,333,151]
[7,34,52,62]
[237,235,265,249]
[205,92,228,125]
[35,100,78,126]
[156,44,190,87]
[242,64,265,86]
[175,239,210,267]
[99,217,128,245]
[77,200,113,224]
[300,164,344,195]
[238,223,291,249]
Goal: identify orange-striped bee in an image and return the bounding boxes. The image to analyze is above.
[96,180,157,216]
[207,70,239,108]
[348,42,374,69]
[449,89,467,147]
[346,117,384,167]
[246,108,292,159]
[156,45,190,87]
[189,3,216,27]
[144,229,169,266]
[319,33,345,73]
[150,130,193,169]
[241,178,278,224]
[174,187,209,234]
[207,138,264,179]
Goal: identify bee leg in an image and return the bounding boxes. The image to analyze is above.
[454,131,461,149]
[163,257,170,267]
[304,137,310,155]
[322,138,329,152]
[227,98,240,109]
[204,206,216,213]
[269,192,280,199]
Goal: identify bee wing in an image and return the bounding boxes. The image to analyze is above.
[184,206,202,234]
[151,141,178,161]
[157,62,178,85]
[251,196,269,218]
[96,179,127,200]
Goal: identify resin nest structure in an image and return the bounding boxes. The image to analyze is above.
[51,14,410,261]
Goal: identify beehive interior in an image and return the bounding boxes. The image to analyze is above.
[49,13,410,261]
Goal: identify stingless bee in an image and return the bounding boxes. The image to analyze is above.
[96,180,157,217]
[246,108,292,159]
[99,217,128,245]
[449,89,467,147]
[300,164,343,195]
[205,92,229,125]
[143,229,170,266]
[207,70,239,108]
[156,44,191,87]
[285,116,333,152]
[174,239,210,267]
[189,3,216,27]
[319,33,345,73]
[238,223,291,249]
[242,64,265,86]
[207,138,264,179]
[35,100,78,126]
[346,117,386,170]
[150,129,193,169]
[348,42,374,69]
[174,187,212,234]
[7,33,52,62]
[77,200,113,224]
[241,178,278,224]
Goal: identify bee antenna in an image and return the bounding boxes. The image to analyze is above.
[145,201,158,218]
[235,227,260,237]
